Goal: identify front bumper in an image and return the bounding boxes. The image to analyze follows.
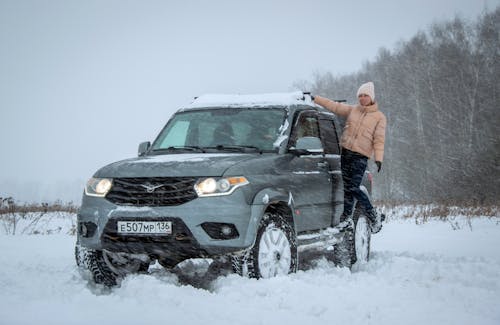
[76,191,264,258]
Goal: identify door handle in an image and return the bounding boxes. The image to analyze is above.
[317,161,329,168]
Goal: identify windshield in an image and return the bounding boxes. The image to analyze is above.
[151,107,287,153]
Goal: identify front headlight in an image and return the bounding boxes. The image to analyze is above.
[195,177,249,197]
[85,178,113,197]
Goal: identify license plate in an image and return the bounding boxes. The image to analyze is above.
[117,221,172,234]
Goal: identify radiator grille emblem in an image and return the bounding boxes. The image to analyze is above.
[140,183,164,193]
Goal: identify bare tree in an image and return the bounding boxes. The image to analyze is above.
[299,6,500,204]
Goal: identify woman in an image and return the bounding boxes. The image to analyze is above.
[312,82,386,233]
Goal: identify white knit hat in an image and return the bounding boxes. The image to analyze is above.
[357,82,375,101]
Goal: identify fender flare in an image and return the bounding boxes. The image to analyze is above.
[252,187,290,207]
[250,187,297,233]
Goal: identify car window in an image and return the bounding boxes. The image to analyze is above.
[288,111,320,149]
[319,118,340,155]
[160,121,190,147]
[151,108,286,152]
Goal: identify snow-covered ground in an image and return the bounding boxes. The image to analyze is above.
[1,215,499,325]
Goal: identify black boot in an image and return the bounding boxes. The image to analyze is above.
[367,209,383,234]
[337,213,353,231]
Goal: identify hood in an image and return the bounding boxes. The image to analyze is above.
[94,153,254,178]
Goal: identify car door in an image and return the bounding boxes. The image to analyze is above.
[286,110,332,232]
[318,113,343,226]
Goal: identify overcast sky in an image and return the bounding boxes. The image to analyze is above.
[0,0,498,202]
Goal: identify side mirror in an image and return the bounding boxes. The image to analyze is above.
[291,137,324,156]
[138,141,151,156]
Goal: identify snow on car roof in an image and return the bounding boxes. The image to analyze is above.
[183,91,313,109]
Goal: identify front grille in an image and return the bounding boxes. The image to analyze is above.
[106,177,198,206]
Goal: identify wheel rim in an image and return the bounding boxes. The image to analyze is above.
[102,250,143,275]
[258,225,292,278]
[355,216,370,263]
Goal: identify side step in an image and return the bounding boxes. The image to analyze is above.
[297,223,350,253]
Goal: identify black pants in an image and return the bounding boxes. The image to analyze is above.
[341,148,373,218]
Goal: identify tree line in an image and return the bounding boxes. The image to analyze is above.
[296,7,500,204]
[0,197,78,235]
[0,197,78,214]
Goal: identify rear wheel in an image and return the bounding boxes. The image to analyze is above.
[232,212,298,278]
[333,226,354,268]
[333,212,371,268]
[354,215,371,264]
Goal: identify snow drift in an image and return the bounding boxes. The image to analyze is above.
[0,213,499,325]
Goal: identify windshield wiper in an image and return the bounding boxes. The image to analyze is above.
[208,145,263,154]
[153,146,206,153]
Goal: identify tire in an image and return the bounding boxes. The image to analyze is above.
[353,215,371,264]
[333,226,354,268]
[75,245,149,287]
[333,214,371,268]
[75,244,86,268]
[232,212,298,279]
[158,257,181,270]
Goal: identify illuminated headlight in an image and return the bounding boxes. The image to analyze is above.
[85,178,113,197]
[195,177,249,197]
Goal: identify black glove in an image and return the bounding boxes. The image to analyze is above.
[376,161,382,173]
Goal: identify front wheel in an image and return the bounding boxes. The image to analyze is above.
[75,245,150,287]
[232,212,298,279]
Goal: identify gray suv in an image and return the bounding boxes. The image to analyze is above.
[75,92,375,286]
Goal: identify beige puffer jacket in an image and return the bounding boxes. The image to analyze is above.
[314,95,387,162]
